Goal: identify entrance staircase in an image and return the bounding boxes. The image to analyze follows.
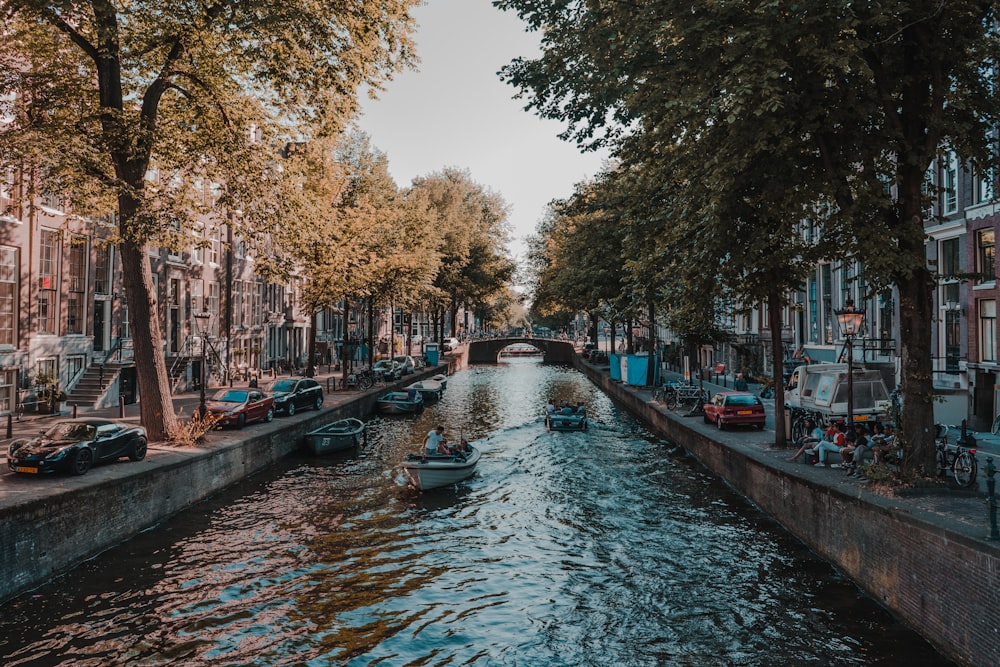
[66,361,126,409]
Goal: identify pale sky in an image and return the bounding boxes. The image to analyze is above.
[355,0,608,262]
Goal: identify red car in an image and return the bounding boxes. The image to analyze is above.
[703,391,766,430]
[206,388,275,428]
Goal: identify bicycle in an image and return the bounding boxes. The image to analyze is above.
[662,382,708,411]
[790,409,826,443]
[991,412,1000,436]
[934,424,978,488]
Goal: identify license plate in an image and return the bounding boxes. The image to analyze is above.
[737,410,753,415]
[15,466,39,474]
[854,414,871,421]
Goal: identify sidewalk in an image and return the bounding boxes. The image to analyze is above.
[1,364,427,442]
[626,364,997,532]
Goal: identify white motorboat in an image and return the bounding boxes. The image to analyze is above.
[401,445,481,490]
[406,379,444,402]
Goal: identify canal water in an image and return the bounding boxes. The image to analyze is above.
[0,358,951,666]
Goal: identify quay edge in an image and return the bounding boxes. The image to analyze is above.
[0,360,463,607]
[573,356,1000,667]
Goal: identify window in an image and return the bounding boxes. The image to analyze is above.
[209,282,220,326]
[974,168,994,205]
[191,226,204,264]
[977,228,996,284]
[0,368,16,415]
[94,244,111,295]
[38,229,59,334]
[943,153,959,214]
[981,299,997,363]
[0,247,17,346]
[66,237,86,334]
[821,264,833,343]
[940,238,960,277]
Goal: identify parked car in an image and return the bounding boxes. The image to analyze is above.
[206,388,275,428]
[373,359,403,381]
[393,355,417,375]
[7,418,148,476]
[442,337,461,352]
[702,391,766,430]
[267,377,324,416]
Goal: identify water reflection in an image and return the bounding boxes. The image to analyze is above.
[0,358,951,666]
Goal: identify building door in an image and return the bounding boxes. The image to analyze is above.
[93,299,106,352]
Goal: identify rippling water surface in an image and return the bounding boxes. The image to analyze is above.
[1,358,951,666]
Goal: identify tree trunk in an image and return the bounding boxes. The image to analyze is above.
[119,240,178,441]
[646,300,656,387]
[341,299,350,384]
[768,289,787,448]
[306,311,317,377]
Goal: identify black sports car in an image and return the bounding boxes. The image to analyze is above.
[7,418,148,476]
[266,377,324,416]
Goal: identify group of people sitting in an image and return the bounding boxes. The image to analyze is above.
[422,425,471,457]
[546,400,587,415]
[789,419,898,477]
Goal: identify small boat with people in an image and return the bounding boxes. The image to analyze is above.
[303,417,365,455]
[401,445,481,490]
[406,379,444,402]
[545,402,588,432]
[375,390,424,415]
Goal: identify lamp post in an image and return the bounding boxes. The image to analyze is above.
[835,300,866,427]
[194,310,212,419]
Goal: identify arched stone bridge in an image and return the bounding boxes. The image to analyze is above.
[466,337,577,364]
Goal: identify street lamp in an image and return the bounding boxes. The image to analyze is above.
[193,310,212,419]
[835,300,866,427]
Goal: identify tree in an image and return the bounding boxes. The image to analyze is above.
[409,168,515,338]
[0,1,417,440]
[497,0,1000,475]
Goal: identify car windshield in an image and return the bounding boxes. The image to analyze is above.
[726,395,760,406]
[214,390,248,403]
[269,380,296,392]
[45,422,97,441]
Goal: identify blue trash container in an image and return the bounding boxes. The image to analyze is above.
[425,343,440,366]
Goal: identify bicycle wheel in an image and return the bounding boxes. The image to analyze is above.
[791,418,807,444]
[665,389,678,410]
[934,447,948,478]
[652,387,664,402]
[992,415,1000,436]
[953,452,977,488]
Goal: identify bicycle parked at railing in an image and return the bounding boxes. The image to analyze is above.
[345,368,377,391]
[934,423,978,488]
[654,382,709,411]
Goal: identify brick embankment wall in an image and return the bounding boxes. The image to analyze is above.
[575,358,1000,667]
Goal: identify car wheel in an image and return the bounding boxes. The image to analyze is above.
[314,395,323,410]
[129,437,148,461]
[264,407,274,423]
[755,423,765,430]
[716,416,725,431]
[237,413,246,429]
[71,448,94,475]
[287,402,296,417]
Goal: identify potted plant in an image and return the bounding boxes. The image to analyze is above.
[33,372,67,414]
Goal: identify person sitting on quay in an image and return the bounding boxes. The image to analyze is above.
[870,423,898,465]
[814,421,847,467]
[789,419,825,462]
[840,424,870,472]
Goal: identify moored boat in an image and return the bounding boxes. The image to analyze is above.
[303,418,365,455]
[375,390,424,415]
[500,343,542,357]
[545,405,588,432]
[430,373,448,390]
[406,379,443,402]
[401,445,481,490]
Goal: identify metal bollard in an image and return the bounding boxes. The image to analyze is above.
[987,457,998,541]
[5,413,10,439]
[72,403,78,419]
[119,396,125,419]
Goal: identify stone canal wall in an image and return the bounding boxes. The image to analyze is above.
[576,359,1000,667]
[0,365,452,606]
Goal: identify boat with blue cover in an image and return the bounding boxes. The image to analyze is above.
[545,405,588,432]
